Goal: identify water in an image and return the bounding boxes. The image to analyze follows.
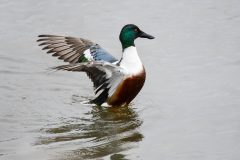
[1,0,240,159]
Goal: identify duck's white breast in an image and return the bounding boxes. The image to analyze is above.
[119,46,144,75]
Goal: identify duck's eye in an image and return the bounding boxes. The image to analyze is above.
[134,29,138,32]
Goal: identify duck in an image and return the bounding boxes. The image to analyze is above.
[37,24,154,106]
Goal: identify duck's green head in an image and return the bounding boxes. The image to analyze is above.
[119,24,155,49]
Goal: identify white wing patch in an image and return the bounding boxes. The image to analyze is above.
[83,49,94,61]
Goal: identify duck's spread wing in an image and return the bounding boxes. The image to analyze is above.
[37,35,118,64]
[53,61,124,105]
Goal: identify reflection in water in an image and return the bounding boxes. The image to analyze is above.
[36,105,143,160]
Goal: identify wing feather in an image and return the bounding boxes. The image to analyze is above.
[37,35,118,64]
[52,61,124,105]
[37,35,94,64]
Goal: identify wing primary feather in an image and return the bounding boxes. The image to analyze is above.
[42,43,68,50]
[47,46,70,54]
[61,50,76,58]
[66,54,81,64]
[38,35,64,38]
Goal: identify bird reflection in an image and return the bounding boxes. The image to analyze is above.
[36,105,143,160]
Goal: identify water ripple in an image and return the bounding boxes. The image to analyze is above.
[35,106,143,159]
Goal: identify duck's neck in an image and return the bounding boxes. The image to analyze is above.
[119,46,143,74]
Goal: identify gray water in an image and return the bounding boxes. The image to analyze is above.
[1,0,240,160]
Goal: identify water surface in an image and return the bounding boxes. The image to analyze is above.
[0,0,240,159]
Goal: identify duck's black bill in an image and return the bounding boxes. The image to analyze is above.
[139,31,155,39]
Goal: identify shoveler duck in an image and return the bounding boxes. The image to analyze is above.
[37,24,154,106]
